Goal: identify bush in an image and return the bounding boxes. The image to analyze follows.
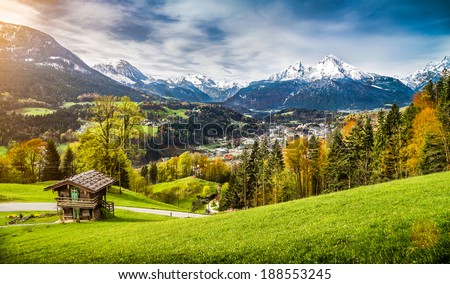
[100,208,114,220]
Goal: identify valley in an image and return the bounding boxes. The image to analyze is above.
[1,17,450,267]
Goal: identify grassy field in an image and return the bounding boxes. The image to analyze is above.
[146,107,189,119]
[0,146,6,156]
[10,107,56,116]
[0,182,187,212]
[140,125,158,136]
[1,172,449,264]
[61,102,94,108]
[56,143,68,153]
[152,177,220,212]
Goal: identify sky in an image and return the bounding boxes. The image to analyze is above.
[0,0,449,82]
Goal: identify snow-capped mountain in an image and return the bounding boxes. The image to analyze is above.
[92,60,214,102]
[226,55,413,111]
[93,60,154,85]
[169,74,246,101]
[0,21,141,101]
[269,54,372,82]
[0,21,92,74]
[401,56,450,91]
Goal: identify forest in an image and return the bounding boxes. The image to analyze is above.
[219,73,450,210]
[0,73,449,213]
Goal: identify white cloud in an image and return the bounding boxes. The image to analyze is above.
[1,0,449,82]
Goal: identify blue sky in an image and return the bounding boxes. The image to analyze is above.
[0,0,449,82]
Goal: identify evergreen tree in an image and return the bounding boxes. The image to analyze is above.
[308,135,322,195]
[248,141,260,206]
[42,139,62,181]
[140,165,148,183]
[61,145,75,178]
[436,75,450,169]
[347,116,374,186]
[373,104,402,181]
[221,172,241,209]
[419,134,448,174]
[237,148,251,208]
[258,138,271,206]
[149,163,158,184]
[400,104,419,177]
[270,139,284,170]
[372,110,387,182]
[326,131,349,191]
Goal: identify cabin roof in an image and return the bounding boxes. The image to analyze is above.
[44,170,116,193]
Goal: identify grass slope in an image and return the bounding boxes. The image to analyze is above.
[0,182,186,212]
[152,177,220,212]
[1,172,449,264]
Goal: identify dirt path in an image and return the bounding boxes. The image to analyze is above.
[0,202,206,218]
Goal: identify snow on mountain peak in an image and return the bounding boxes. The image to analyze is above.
[92,60,154,85]
[401,55,450,90]
[269,54,371,82]
[269,60,305,81]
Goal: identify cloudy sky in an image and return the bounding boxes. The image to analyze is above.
[0,0,449,82]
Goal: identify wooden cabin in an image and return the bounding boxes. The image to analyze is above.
[44,170,115,221]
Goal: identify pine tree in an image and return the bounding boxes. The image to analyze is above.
[400,104,419,177]
[372,110,387,182]
[140,165,148,183]
[221,172,241,209]
[347,116,374,186]
[258,138,271,206]
[436,75,450,169]
[237,148,251,208]
[373,104,402,182]
[419,134,448,174]
[270,139,284,170]
[42,139,62,181]
[326,131,349,191]
[61,145,75,178]
[308,135,322,195]
[248,141,260,206]
[149,163,158,184]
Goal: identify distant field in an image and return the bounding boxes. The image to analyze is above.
[57,143,68,153]
[10,107,55,116]
[0,146,7,156]
[1,171,449,264]
[0,182,187,212]
[62,102,94,108]
[152,177,220,212]
[146,107,189,119]
[140,125,158,136]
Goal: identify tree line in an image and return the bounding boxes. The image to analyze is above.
[219,73,450,210]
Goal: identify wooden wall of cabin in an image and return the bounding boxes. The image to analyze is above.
[89,189,107,201]
[62,207,93,220]
[57,187,70,198]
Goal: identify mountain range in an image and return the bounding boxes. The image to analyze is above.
[225,54,416,111]
[1,21,449,111]
[0,21,143,103]
[93,61,245,102]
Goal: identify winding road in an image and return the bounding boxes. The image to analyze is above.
[0,202,206,218]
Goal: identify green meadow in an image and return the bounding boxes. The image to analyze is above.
[10,107,56,116]
[0,182,186,212]
[1,172,449,264]
[152,177,220,212]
